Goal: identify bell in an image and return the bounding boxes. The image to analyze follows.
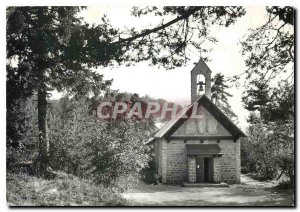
[199,84,204,92]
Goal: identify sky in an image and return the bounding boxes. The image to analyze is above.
[52,6,269,131]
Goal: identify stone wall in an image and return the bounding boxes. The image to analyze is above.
[235,138,241,183]
[159,139,240,184]
[191,58,212,102]
[213,157,221,183]
[157,138,168,183]
[154,139,160,177]
[187,157,196,183]
[164,140,188,183]
[218,139,240,183]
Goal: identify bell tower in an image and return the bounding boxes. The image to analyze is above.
[191,58,212,102]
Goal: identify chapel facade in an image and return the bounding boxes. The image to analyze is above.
[145,58,245,184]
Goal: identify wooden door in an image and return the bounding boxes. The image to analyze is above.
[203,158,214,182]
[204,158,209,182]
[196,157,204,183]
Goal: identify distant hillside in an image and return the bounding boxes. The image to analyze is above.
[91,92,183,123]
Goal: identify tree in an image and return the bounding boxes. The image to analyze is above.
[6,7,118,176]
[119,6,246,69]
[7,6,246,177]
[239,6,294,121]
[242,113,294,182]
[47,95,155,188]
[242,79,294,123]
[7,94,39,173]
[239,8,294,183]
[242,118,277,179]
[240,6,294,85]
[241,80,270,115]
[211,73,238,123]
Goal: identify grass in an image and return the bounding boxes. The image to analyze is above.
[6,171,129,206]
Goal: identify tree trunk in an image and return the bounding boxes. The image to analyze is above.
[38,84,48,177]
[277,167,286,180]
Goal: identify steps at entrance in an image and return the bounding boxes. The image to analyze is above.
[182,182,229,188]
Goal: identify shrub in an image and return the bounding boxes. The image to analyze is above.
[7,95,39,175]
[47,96,154,189]
[241,117,294,182]
[140,154,157,184]
[7,172,128,206]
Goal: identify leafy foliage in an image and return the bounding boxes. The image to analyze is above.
[240,6,294,120]
[6,6,119,101]
[6,7,119,175]
[211,73,238,123]
[239,7,294,185]
[119,6,246,69]
[7,6,295,191]
[140,148,157,184]
[6,63,37,145]
[242,80,270,112]
[240,6,294,85]
[242,80,294,123]
[47,96,155,189]
[7,95,39,172]
[241,81,294,185]
[7,6,246,176]
[242,115,294,182]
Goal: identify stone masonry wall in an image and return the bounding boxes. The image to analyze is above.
[164,140,188,183]
[154,139,159,172]
[218,139,240,184]
[160,138,168,183]
[236,138,241,183]
[191,59,212,102]
[160,139,240,184]
[187,157,196,183]
[213,157,221,183]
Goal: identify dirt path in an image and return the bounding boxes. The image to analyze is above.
[122,175,294,206]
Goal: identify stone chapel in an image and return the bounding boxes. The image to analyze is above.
[145,58,246,184]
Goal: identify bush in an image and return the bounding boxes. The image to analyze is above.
[7,95,39,173]
[241,117,294,182]
[140,155,157,184]
[47,96,154,190]
[6,172,128,206]
[276,180,294,190]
